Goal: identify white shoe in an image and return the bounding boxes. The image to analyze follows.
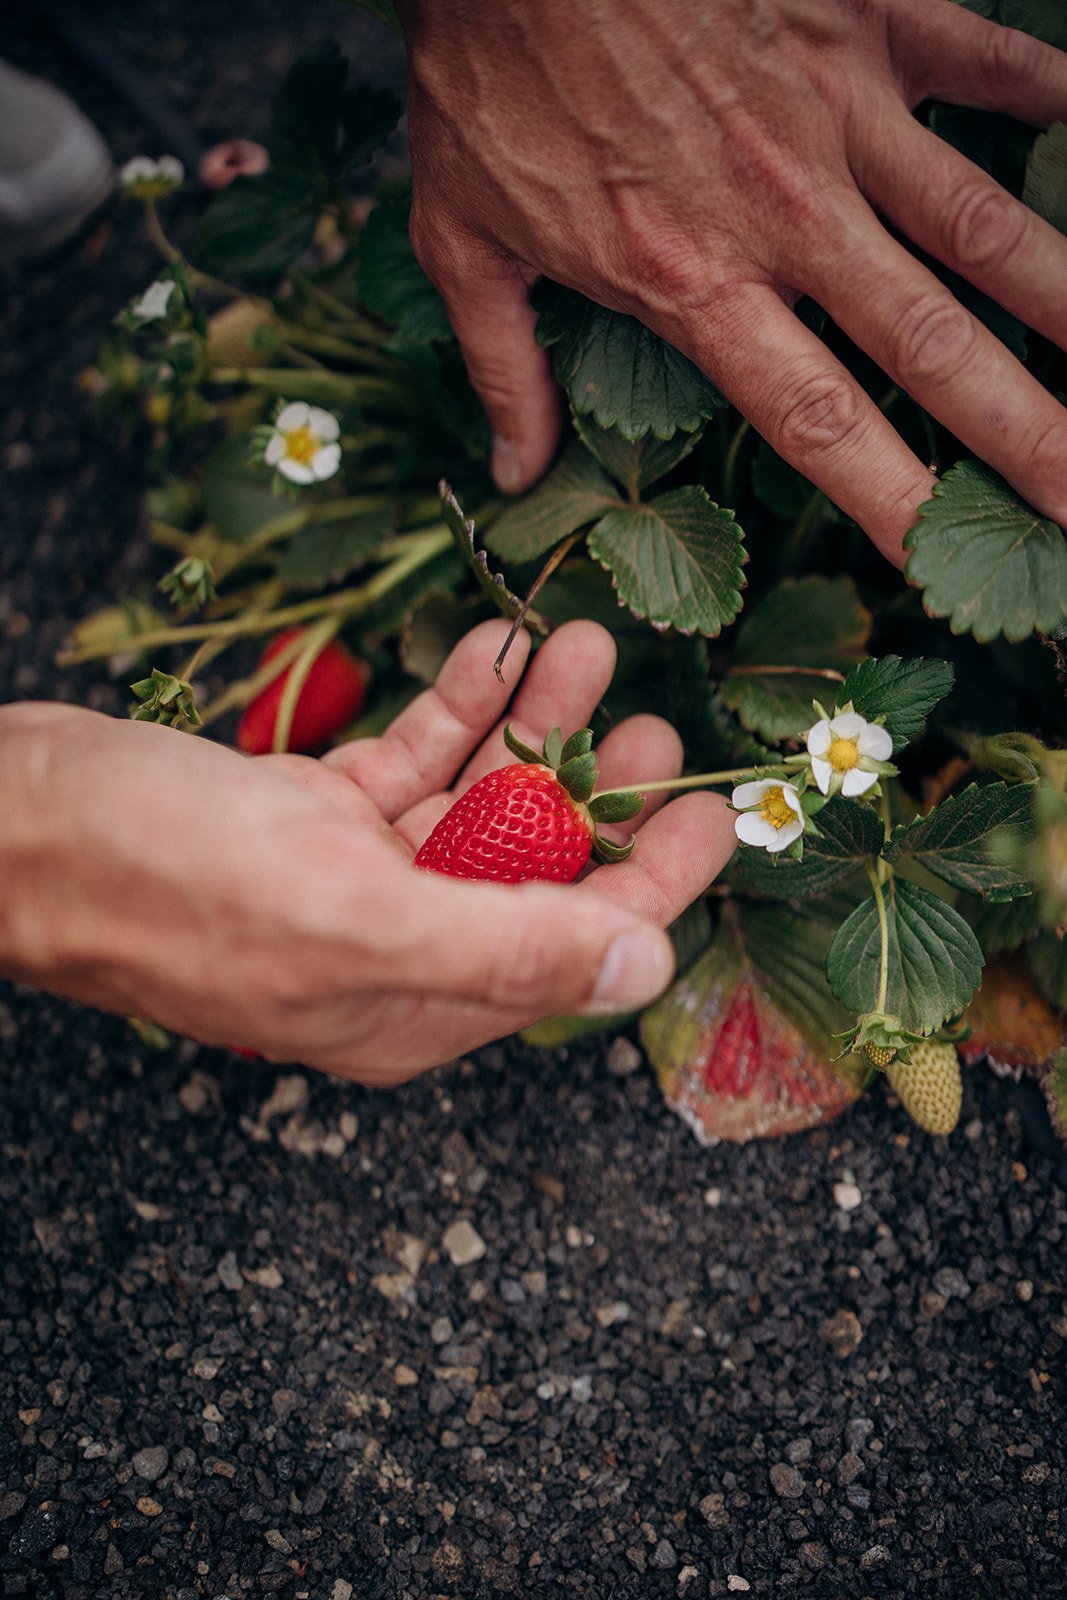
[0,60,114,264]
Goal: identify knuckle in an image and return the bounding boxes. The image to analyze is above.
[1019,412,1067,485]
[945,182,1027,273]
[774,367,867,458]
[621,227,710,311]
[980,24,1043,90]
[886,294,978,388]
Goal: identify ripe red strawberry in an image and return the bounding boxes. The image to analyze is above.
[414,725,644,883]
[237,628,367,755]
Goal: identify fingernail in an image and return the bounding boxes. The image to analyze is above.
[491,436,524,495]
[585,930,673,1016]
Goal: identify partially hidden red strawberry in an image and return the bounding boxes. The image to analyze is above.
[413,724,645,883]
[237,628,368,755]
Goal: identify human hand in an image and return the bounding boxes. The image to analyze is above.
[0,621,733,1082]
[398,0,1067,563]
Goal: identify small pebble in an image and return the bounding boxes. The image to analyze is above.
[833,1181,862,1212]
[442,1220,487,1267]
[131,1445,168,1482]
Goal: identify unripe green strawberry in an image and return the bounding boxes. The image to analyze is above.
[413,723,644,884]
[886,1040,963,1136]
[864,1042,896,1068]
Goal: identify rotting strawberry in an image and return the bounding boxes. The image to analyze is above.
[413,724,645,883]
[885,1039,963,1136]
[236,628,368,755]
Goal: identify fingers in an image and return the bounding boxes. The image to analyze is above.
[897,1,1067,125]
[378,865,676,1019]
[801,198,1067,529]
[674,281,937,564]
[412,221,563,493]
[581,791,736,927]
[854,112,1067,356]
[393,618,618,849]
[324,619,530,821]
[591,714,684,837]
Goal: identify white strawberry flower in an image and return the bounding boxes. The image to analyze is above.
[118,155,185,198]
[264,402,342,485]
[129,279,177,324]
[806,710,893,797]
[731,779,805,853]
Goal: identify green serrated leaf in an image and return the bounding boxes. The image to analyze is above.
[588,485,746,636]
[267,42,400,183]
[841,654,955,751]
[197,168,319,282]
[355,185,453,347]
[905,461,1067,643]
[574,414,702,497]
[1023,121,1067,235]
[827,878,984,1035]
[735,797,883,898]
[276,508,395,588]
[1030,931,1067,1008]
[884,782,1035,900]
[750,441,814,518]
[740,900,856,1048]
[965,891,1042,958]
[533,280,726,440]
[201,433,285,542]
[484,442,621,562]
[723,575,870,743]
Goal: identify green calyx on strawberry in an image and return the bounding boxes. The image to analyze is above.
[413,723,646,884]
[838,1010,924,1067]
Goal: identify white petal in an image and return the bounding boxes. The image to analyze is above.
[120,156,157,183]
[277,458,315,485]
[157,155,184,181]
[857,722,893,760]
[735,813,780,848]
[306,406,340,442]
[829,711,865,740]
[731,779,778,810]
[765,817,804,852]
[842,767,879,797]
[806,720,831,756]
[811,757,833,795]
[780,784,804,818]
[264,432,285,465]
[310,443,341,480]
[276,401,309,431]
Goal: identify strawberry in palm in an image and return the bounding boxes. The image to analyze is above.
[414,724,644,883]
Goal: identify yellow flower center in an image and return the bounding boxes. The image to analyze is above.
[282,424,319,466]
[759,786,796,830]
[828,737,861,773]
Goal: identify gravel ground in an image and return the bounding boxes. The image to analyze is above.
[2,6,1066,1598]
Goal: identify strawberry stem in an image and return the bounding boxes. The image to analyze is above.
[590,764,768,803]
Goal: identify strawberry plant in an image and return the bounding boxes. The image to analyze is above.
[70,22,1067,1144]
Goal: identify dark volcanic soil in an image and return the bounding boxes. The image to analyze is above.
[1,6,1066,1598]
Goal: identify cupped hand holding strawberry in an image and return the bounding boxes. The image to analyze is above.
[0,620,736,1083]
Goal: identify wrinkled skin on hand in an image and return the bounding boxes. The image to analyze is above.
[399,0,1067,562]
[0,621,733,1084]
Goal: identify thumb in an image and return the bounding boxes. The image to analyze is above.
[416,228,562,493]
[387,872,676,1019]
